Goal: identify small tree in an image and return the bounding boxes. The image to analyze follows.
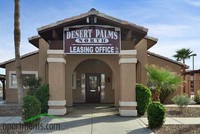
[146,65,182,102]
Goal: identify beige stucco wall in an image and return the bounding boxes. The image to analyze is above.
[73,59,114,103]
[135,39,148,85]
[65,55,120,106]
[39,38,49,84]
[5,53,39,102]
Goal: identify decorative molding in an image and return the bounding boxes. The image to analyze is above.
[119,58,137,64]
[47,58,66,64]
[9,71,38,89]
[48,100,66,106]
[47,50,64,54]
[120,50,137,55]
[119,101,137,106]
[119,109,137,116]
[48,108,67,115]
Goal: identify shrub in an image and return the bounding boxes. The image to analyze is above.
[194,89,200,104]
[24,77,41,95]
[172,94,190,112]
[146,64,182,101]
[34,84,49,113]
[147,102,166,129]
[194,95,200,104]
[136,84,152,115]
[22,96,41,125]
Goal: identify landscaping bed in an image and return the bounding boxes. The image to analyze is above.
[167,106,200,117]
[150,106,200,134]
[0,124,30,134]
[153,124,200,134]
[0,106,21,116]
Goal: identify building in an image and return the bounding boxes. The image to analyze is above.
[184,69,200,96]
[0,9,188,116]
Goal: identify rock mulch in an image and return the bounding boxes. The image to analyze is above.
[153,125,200,134]
[0,106,21,116]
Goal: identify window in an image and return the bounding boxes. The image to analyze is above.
[81,74,85,100]
[9,71,38,89]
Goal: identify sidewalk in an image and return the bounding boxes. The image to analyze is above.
[1,104,200,134]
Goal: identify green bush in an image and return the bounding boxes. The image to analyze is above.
[24,77,41,95]
[34,84,49,113]
[147,102,166,129]
[172,94,190,112]
[136,84,152,115]
[22,96,41,125]
[194,95,200,104]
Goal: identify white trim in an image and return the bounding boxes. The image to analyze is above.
[47,58,66,64]
[48,108,67,115]
[120,50,137,55]
[47,50,64,54]
[119,101,137,106]
[9,71,38,89]
[119,58,137,64]
[48,100,66,106]
[119,109,137,116]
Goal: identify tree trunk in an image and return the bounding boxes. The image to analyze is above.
[152,90,160,101]
[14,0,24,105]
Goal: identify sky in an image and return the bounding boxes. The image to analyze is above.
[0,0,200,75]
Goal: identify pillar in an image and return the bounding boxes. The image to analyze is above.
[194,73,200,96]
[47,50,66,115]
[119,50,137,116]
[185,75,191,97]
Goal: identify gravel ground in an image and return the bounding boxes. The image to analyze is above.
[166,107,200,117]
[153,125,200,134]
[0,106,21,116]
[0,124,31,134]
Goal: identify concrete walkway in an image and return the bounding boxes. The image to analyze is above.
[30,105,152,134]
[1,105,200,134]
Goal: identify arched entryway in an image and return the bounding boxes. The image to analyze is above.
[72,59,114,104]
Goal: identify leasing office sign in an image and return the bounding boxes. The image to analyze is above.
[64,25,120,54]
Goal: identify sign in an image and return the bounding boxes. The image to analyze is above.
[64,25,120,54]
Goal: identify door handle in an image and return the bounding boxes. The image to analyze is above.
[98,86,101,92]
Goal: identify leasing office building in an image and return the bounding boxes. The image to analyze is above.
[0,9,188,116]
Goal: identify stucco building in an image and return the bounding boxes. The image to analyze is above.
[0,9,188,116]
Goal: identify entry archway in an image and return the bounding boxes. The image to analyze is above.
[72,59,114,104]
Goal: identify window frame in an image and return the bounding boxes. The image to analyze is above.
[9,71,38,89]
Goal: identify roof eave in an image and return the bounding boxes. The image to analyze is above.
[0,50,39,68]
[37,9,148,34]
[147,51,189,69]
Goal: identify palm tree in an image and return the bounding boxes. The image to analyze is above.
[146,65,182,101]
[173,48,193,64]
[14,0,24,105]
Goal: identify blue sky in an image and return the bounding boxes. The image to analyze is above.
[0,0,200,74]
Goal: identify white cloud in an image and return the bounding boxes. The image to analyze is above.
[185,0,200,7]
[147,24,191,38]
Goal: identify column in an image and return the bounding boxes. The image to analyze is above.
[194,73,200,96]
[47,50,66,115]
[185,75,191,97]
[119,50,137,116]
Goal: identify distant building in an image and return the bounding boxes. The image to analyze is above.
[0,9,188,116]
